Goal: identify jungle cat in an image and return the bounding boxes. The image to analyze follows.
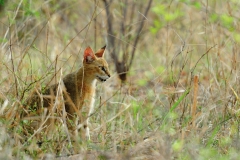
[24,46,111,143]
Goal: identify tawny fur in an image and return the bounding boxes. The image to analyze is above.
[23,46,110,142]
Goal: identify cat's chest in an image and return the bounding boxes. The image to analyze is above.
[78,80,97,101]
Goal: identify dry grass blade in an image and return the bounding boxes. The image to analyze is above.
[191,75,199,128]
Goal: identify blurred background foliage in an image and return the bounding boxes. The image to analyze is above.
[1,0,240,159]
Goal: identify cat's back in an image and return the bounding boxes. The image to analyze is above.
[62,71,79,104]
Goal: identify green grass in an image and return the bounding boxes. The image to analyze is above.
[0,0,240,159]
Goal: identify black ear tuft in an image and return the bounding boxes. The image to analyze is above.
[95,45,106,58]
[101,45,106,49]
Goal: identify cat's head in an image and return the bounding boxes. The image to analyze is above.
[83,45,111,82]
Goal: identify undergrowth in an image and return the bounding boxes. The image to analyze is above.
[0,0,240,159]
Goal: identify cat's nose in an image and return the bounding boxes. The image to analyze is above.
[106,72,111,78]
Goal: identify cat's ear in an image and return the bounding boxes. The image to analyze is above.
[84,46,96,63]
[95,45,106,58]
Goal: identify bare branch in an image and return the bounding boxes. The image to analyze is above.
[120,0,127,37]
[102,0,118,64]
[124,2,136,62]
[128,0,152,68]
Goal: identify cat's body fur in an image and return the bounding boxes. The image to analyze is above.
[24,46,110,142]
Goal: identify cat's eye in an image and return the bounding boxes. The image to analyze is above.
[99,66,105,71]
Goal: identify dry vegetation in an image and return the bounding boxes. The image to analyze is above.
[1,0,240,159]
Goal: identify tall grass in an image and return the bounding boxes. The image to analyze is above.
[0,0,240,159]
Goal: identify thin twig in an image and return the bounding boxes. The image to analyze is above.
[190,44,217,84]
[170,41,185,87]
[17,20,49,70]
[8,16,18,98]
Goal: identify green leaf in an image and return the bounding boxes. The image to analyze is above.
[149,27,159,34]
[193,2,201,9]
[0,0,4,6]
[234,33,240,43]
[172,140,184,152]
[153,19,162,29]
[161,88,190,125]
[151,4,165,15]
[164,11,182,22]
[221,14,234,24]
[156,66,165,74]
[137,79,147,86]
[132,101,140,119]
[210,13,219,23]
[0,38,7,43]
[220,14,234,31]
